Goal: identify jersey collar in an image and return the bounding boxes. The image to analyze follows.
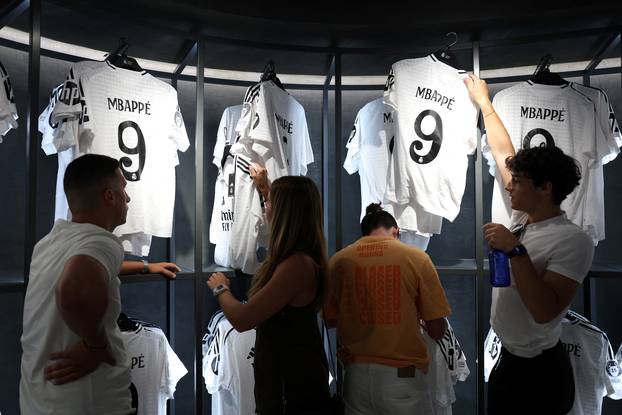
[105,59,148,76]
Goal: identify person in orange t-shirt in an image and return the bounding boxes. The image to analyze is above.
[324,203,451,415]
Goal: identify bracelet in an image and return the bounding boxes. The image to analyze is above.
[483,109,496,118]
[82,339,107,352]
[140,259,149,274]
[212,283,230,297]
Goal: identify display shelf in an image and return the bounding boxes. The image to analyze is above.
[119,271,195,284]
[0,271,25,290]
[435,258,478,275]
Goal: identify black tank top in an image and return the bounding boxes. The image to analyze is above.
[254,287,331,414]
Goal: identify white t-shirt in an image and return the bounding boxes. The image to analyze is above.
[50,60,190,240]
[485,313,622,415]
[0,60,18,139]
[203,314,256,415]
[234,80,314,178]
[20,220,130,415]
[210,105,242,267]
[490,213,594,357]
[484,82,617,244]
[344,97,441,236]
[383,54,478,221]
[120,325,187,415]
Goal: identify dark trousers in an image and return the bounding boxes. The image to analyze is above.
[488,341,575,415]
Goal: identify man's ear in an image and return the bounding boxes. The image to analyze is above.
[391,226,400,239]
[539,181,554,199]
[102,188,115,204]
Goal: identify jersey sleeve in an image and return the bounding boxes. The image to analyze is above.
[50,69,86,151]
[594,89,620,164]
[39,100,57,155]
[483,327,501,382]
[169,93,190,153]
[415,255,452,321]
[299,114,314,176]
[382,67,397,110]
[0,61,19,138]
[213,108,230,169]
[603,337,622,399]
[160,338,188,399]
[343,114,362,175]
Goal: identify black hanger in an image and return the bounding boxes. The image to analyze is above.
[106,38,144,72]
[117,312,140,332]
[529,54,568,86]
[433,32,459,69]
[260,60,285,91]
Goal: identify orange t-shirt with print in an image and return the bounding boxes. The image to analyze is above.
[324,236,451,371]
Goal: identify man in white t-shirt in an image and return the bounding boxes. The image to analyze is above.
[466,75,594,415]
[20,154,180,415]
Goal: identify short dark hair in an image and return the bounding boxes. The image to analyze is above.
[64,154,120,213]
[361,203,398,236]
[505,146,581,205]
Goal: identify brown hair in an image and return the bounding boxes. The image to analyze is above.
[248,176,328,308]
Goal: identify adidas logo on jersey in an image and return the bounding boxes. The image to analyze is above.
[247,347,256,360]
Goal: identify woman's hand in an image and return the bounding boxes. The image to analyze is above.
[464,74,493,113]
[207,272,230,290]
[250,164,268,188]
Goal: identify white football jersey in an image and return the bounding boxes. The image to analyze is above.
[210,105,242,267]
[228,154,264,274]
[484,82,615,243]
[39,63,158,256]
[571,83,620,244]
[50,61,190,239]
[344,97,442,236]
[234,80,314,178]
[484,313,622,415]
[383,55,478,222]
[229,82,313,273]
[0,60,18,139]
[203,314,256,415]
[120,325,187,415]
[423,320,469,414]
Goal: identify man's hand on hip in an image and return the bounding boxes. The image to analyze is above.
[44,340,116,385]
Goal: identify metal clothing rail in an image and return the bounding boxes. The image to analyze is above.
[1,2,622,414]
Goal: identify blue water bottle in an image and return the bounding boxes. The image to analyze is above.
[489,249,511,287]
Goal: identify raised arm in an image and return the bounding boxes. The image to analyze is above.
[464,74,515,188]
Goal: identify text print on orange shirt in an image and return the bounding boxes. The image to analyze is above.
[354,264,401,325]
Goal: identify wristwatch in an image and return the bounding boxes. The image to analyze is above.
[212,283,230,297]
[506,244,528,258]
[140,260,149,274]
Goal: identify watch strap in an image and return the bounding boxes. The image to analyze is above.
[507,244,527,258]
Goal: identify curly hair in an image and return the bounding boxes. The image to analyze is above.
[505,146,581,205]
